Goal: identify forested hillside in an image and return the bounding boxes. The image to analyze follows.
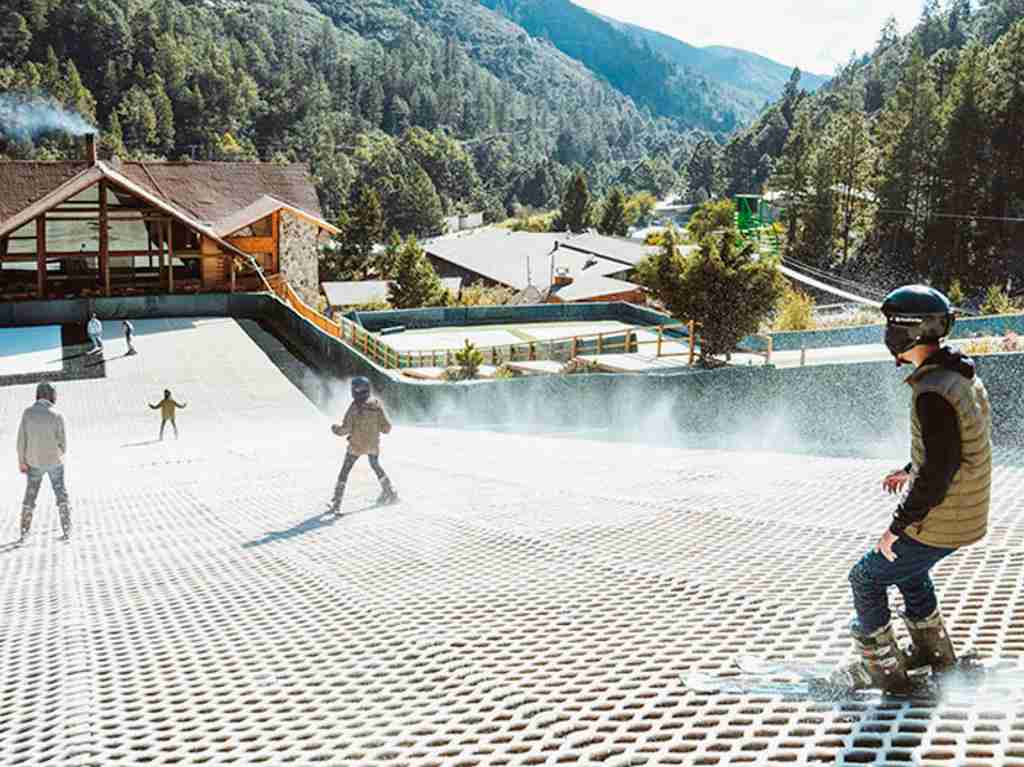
[710,0,1024,300]
[599,16,829,122]
[480,0,738,132]
[0,0,694,236]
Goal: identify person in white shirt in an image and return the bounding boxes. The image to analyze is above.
[16,381,72,542]
[86,313,103,354]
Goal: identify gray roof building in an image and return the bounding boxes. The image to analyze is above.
[422,228,656,295]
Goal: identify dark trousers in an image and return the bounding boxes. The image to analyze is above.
[337,452,387,485]
[849,536,957,633]
[160,417,178,439]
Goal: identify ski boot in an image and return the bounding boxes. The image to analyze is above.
[325,482,345,518]
[830,620,911,694]
[902,610,956,673]
[375,477,399,506]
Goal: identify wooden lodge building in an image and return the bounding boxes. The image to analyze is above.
[0,135,334,306]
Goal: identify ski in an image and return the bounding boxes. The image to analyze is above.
[682,671,865,700]
[682,653,1024,704]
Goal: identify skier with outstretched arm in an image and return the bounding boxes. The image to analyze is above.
[831,285,992,693]
[326,377,398,516]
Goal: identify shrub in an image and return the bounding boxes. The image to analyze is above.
[560,358,600,375]
[774,286,815,331]
[443,340,485,381]
[947,278,965,308]
[454,281,514,306]
[980,284,1017,315]
[635,226,785,365]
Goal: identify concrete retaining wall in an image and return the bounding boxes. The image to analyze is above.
[273,294,1024,454]
[4,293,1022,456]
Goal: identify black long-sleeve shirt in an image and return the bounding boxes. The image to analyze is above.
[890,392,962,536]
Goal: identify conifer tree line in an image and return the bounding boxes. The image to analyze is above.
[721,0,1024,299]
[0,0,694,239]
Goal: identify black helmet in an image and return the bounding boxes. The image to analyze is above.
[881,285,954,359]
[351,376,371,402]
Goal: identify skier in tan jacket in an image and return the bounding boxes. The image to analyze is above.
[326,377,397,515]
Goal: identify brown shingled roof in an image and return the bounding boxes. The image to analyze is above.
[117,162,323,224]
[0,160,323,230]
[0,162,89,222]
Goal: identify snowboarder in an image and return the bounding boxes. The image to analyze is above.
[86,312,103,354]
[123,320,136,355]
[16,381,72,542]
[326,377,397,516]
[832,285,992,694]
[149,389,187,440]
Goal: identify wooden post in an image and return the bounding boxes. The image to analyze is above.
[99,180,110,296]
[597,334,604,354]
[657,326,663,357]
[766,336,773,365]
[229,255,235,294]
[529,342,536,361]
[492,347,497,365]
[166,221,174,294]
[800,347,806,367]
[155,220,165,289]
[688,320,697,366]
[572,337,578,357]
[36,215,46,299]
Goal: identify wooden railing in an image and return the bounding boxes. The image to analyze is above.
[269,279,709,370]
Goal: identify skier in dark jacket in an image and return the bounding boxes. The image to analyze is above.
[832,285,992,693]
[325,377,397,516]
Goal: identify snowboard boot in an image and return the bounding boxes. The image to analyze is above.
[19,505,34,544]
[326,482,345,517]
[830,620,911,694]
[58,504,72,541]
[375,477,398,506]
[902,609,956,673]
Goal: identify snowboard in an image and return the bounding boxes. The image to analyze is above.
[683,652,1024,703]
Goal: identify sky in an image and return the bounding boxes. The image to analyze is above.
[570,0,923,75]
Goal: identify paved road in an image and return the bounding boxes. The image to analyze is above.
[2,318,1022,766]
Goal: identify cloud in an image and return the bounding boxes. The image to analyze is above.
[570,0,920,74]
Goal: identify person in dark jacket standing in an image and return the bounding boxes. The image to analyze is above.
[16,381,72,542]
[831,285,992,693]
[325,377,397,516]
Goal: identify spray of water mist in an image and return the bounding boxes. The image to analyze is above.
[0,92,95,142]
[295,357,914,464]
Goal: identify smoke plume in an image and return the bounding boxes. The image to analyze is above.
[0,93,95,142]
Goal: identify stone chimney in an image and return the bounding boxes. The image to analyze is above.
[84,133,97,165]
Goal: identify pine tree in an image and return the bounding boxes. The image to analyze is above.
[146,72,176,154]
[781,67,802,126]
[116,86,158,152]
[686,136,723,201]
[0,12,31,67]
[769,109,814,252]
[560,170,592,233]
[322,186,385,281]
[925,43,990,286]
[598,187,629,236]
[387,236,447,309]
[872,42,941,277]
[822,88,874,262]
[392,166,444,237]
